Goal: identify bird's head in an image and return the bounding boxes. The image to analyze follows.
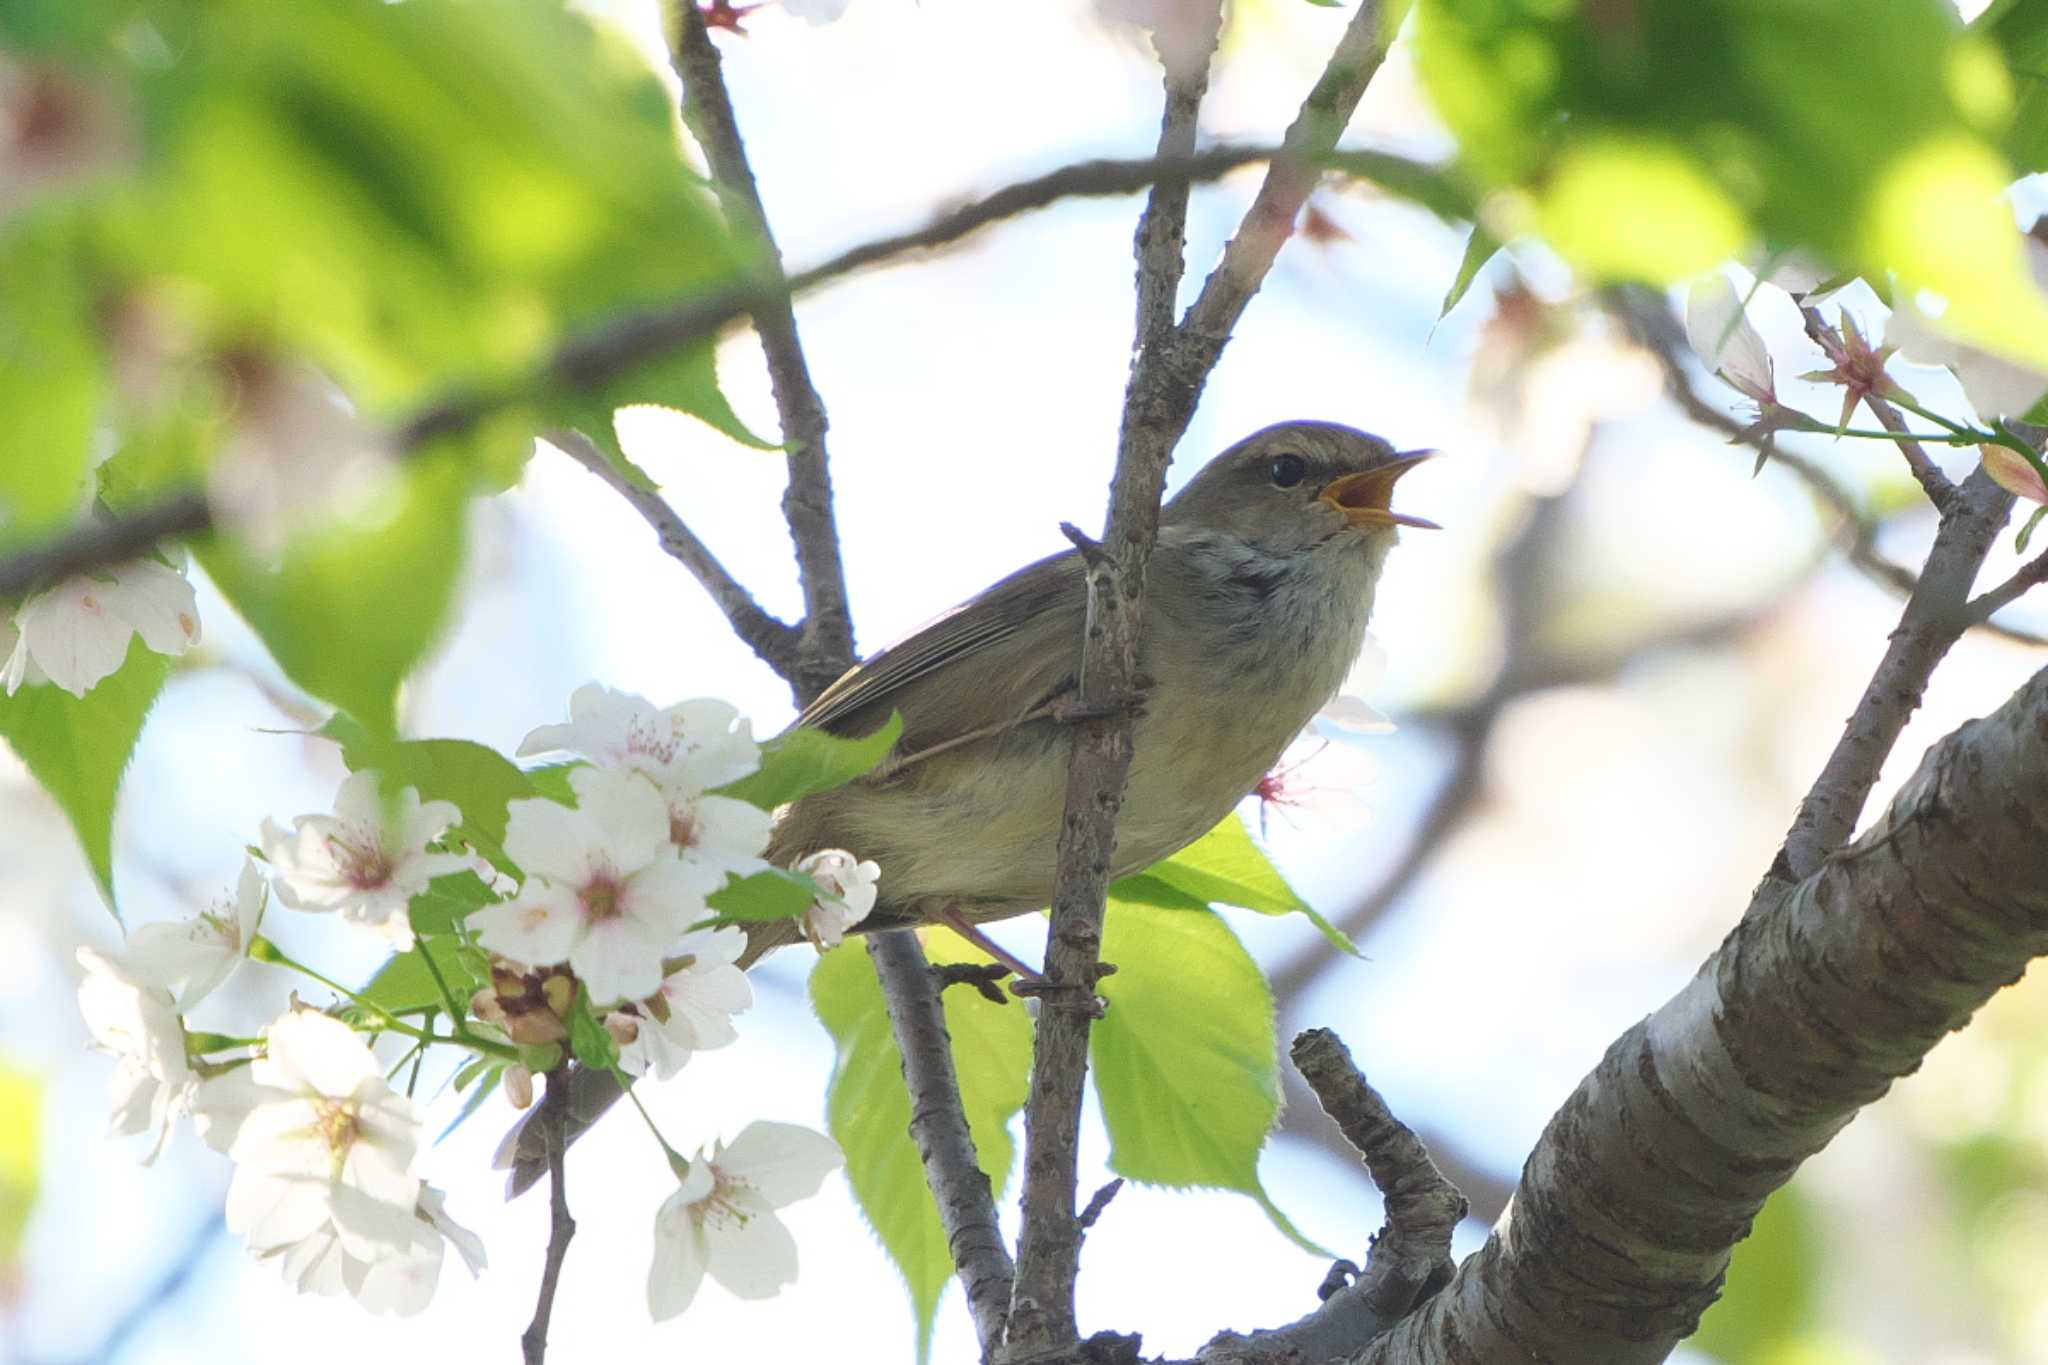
[1163,420,1438,556]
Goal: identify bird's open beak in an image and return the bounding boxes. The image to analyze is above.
[1318,451,1441,531]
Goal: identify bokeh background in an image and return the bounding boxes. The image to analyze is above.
[7,0,2048,1361]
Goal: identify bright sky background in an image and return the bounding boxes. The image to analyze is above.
[9,0,2048,1362]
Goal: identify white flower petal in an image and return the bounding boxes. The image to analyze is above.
[470,884,584,969]
[701,1191,800,1299]
[570,766,671,870]
[1685,274,1775,402]
[503,795,598,886]
[717,1121,844,1207]
[649,1187,710,1322]
[567,914,671,1007]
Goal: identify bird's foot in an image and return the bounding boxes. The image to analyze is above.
[935,905,1044,983]
[1044,678,1151,727]
[929,961,1013,1006]
[1010,964,1115,1017]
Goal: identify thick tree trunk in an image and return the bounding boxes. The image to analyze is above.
[1362,661,2048,1363]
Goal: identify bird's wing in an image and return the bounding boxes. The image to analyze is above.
[799,548,1086,736]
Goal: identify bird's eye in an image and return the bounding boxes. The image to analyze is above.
[1268,453,1308,488]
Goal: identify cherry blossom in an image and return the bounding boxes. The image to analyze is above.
[1685,274,1778,409]
[194,1011,423,1280]
[610,927,753,1081]
[3,556,200,698]
[668,790,772,889]
[124,857,267,1011]
[518,684,759,796]
[260,770,467,942]
[1983,444,2048,505]
[209,354,397,556]
[76,947,196,1164]
[469,766,705,1005]
[255,1182,482,1315]
[648,1121,844,1320]
[790,849,880,951]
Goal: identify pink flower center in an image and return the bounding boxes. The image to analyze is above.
[581,875,627,923]
[327,832,395,891]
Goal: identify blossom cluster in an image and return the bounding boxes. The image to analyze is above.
[1681,226,2048,514]
[75,683,872,1323]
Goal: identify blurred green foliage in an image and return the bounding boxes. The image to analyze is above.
[1415,0,2048,364]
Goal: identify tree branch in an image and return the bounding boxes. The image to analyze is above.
[546,429,804,688]
[0,142,1449,601]
[1006,5,1390,1358]
[669,2,856,700]
[1003,9,1224,1356]
[1358,658,2048,1363]
[867,930,1016,1361]
[546,427,798,666]
[0,491,208,599]
[520,1066,577,1365]
[1762,463,2012,898]
[1967,544,2048,624]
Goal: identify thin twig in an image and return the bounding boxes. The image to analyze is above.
[0,490,208,599]
[520,1067,578,1365]
[1003,7,1226,1354]
[1761,463,2012,898]
[410,143,1428,451]
[1006,5,1391,1358]
[1189,1033,1465,1365]
[1608,285,2048,647]
[669,2,857,700]
[868,931,1017,1361]
[1967,545,2048,624]
[1175,5,1395,370]
[1291,1030,1464,1313]
[0,143,1447,600]
[546,429,803,687]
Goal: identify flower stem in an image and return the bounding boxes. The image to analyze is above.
[623,1080,686,1168]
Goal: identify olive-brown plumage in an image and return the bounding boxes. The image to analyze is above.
[501,419,1432,1191]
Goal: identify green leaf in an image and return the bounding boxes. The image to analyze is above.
[1439,224,1501,319]
[1091,881,1320,1253]
[0,216,101,544]
[1327,150,1476,222]
[322,717,536,873]
[2018,503,2048,554]
[408,871,500,936]
[1126,813,1357,955]
[0,636,169,911]
[359,933,487,1016]
[701,866,822,925]
[1980,0,2048,173]
[200,454,468,736]
[811,933,1032,1362]
[130,0,751,429]
[716,713,903,811]
[523,760,582,806]
[567,986,619,1071]
[1414,0,2048,365]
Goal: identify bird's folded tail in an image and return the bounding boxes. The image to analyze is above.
[496,913,802,1198]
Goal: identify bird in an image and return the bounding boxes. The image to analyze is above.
[500,418,1434,1193]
